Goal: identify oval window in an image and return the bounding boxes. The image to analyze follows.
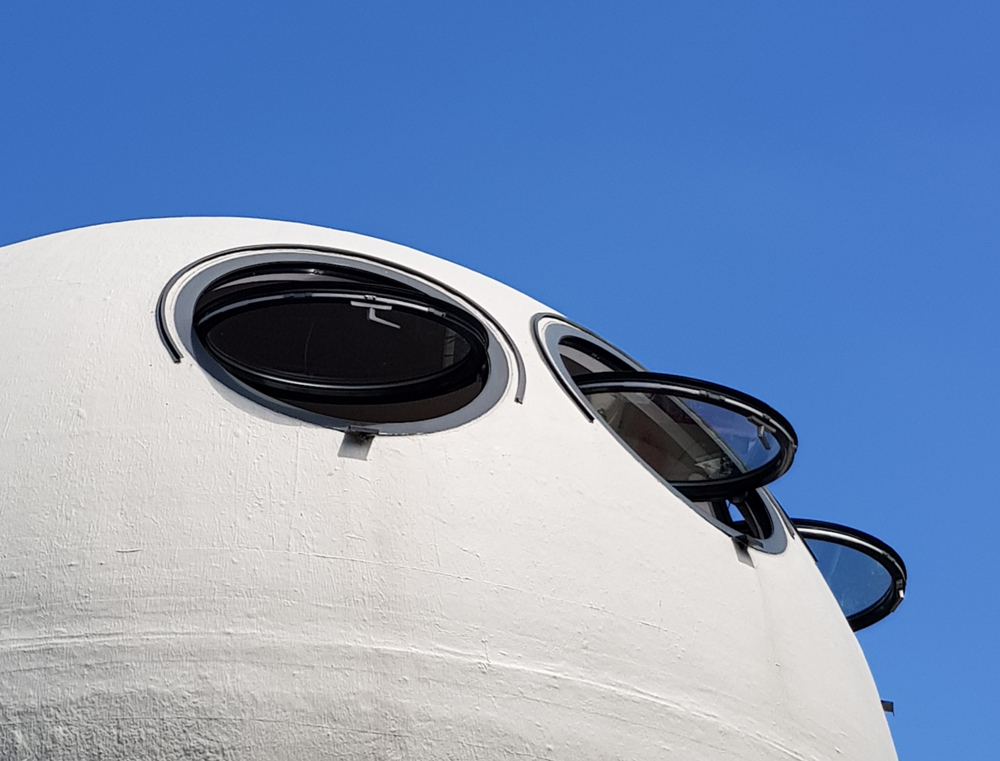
[574,372,797,501]
[532,317,790,550]
[793,519,907,631]
[190,262,503,428]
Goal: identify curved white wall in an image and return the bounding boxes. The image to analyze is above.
[0,219,896,760]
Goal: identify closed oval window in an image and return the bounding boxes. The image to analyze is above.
[181,258,509,432]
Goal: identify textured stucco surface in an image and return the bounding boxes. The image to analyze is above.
[0,219,897,759]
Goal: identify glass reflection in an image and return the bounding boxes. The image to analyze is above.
[583,389,781,486]
[804,538,893,618]
[682,399,778,471]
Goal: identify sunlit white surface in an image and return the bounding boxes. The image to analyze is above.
[0,219,897,759]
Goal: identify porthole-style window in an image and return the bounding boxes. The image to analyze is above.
[793,519,907,631]
[533,315,791,551]
[165,252,511,434]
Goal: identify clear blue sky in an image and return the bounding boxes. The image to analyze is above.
[2,3,996,757]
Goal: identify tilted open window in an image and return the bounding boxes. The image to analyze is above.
[533,314,908,622]
[793,519,907,631]
[533,316,794,550]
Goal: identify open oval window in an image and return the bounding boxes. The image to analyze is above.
[793,519,907,631]
[532,316,792,550]
[186,259,508,432]
[574,372,797,502]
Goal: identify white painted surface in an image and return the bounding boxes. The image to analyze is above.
[0,219,897,759]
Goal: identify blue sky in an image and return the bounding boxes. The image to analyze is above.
[2,3,997,757]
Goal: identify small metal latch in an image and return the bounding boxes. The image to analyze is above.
[732,532,764,551]
[345,425,378,440]
[339,426,378,460]
[748,416,773,451]
[350,300,400,329]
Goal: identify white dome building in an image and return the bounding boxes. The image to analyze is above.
[0,218,904,759]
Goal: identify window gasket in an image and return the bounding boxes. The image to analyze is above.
[531,313,647,421]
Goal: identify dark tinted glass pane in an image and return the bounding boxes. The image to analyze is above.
[805,538,894,619]
[193,264,493,424]
[204,301,472,386]
[583,390,781,484]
